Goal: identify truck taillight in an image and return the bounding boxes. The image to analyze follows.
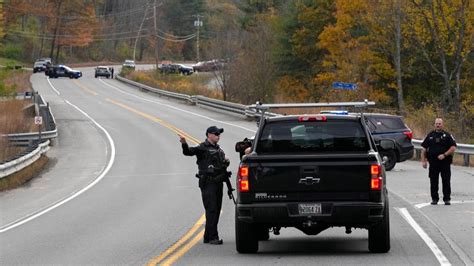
[238,165,249,192]
[403,130,413,140]
[371,164,382,191]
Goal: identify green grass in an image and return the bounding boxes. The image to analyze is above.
[0,57,27,68]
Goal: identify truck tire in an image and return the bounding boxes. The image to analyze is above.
[368,200,390,253]
[256,226,270,241]
[380,150,397,171]
[235,210,258,253]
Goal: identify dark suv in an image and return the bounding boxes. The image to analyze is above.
[320,111,413,171]
[45,65,82,79]
[365,113,414,170]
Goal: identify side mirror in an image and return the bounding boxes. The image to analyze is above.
[378,139,395,150]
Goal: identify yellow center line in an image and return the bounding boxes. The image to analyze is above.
[146,215,205,266]
[161,230,205,266]
[73,80,98,96]
[104,98,207,265]
[106,98,201,144]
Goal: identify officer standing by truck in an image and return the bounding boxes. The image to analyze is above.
[421,118,457,205]
[109,67,114,78]
[179,126,229,245]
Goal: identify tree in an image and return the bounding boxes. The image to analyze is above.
[405,0,473,113]
[228,16,277,104]
[366,0,408,113]
[205,0,243,101]
[272,0,335,102]
[315,0,391,104]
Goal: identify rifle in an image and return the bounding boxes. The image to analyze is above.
[224,171,236,205]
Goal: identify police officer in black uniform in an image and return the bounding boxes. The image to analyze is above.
[179,126,229,245]
[421,118,457,205]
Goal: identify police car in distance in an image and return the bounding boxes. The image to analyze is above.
[45,65,82,79]
[94,66,111,78]
[122,59,136,70]
[33,61,47,73]
[33,58,52,73]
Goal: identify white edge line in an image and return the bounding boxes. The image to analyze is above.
[395,207,451,266]
[416,200,474,209]
[99,79,256,133]
[46,77,60,95]
[415,203,431,209]
[0,88,116,233]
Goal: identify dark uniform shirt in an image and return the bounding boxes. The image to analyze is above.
[421,130,456,163]
[182,139,227,178]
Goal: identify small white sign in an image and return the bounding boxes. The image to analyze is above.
[34,116,43,125]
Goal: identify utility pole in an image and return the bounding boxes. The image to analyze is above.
[134,3,149,62]
[192,14,203,62]
[153,0,159,69]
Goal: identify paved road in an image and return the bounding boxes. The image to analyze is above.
[0,67,472,265]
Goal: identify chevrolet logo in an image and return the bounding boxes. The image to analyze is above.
[298,176,320,185]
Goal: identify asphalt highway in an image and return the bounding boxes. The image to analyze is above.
[0,67,472,265]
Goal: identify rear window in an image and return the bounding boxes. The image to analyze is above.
[256,120,369,153]
[367,116,406,132]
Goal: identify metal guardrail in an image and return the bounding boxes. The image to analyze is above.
[195,95,247,115]
[413,139,473,166]
[0,140,50,179]
[115,75,193,103]
[5,93,58,146]
[116,75,473,166]
[1,91,57,179]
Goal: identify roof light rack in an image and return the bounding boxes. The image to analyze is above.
[250,99,375,125]
[250,99,376,152]
[249,100,375,111]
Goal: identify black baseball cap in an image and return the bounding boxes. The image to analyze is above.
[206,126,224,135]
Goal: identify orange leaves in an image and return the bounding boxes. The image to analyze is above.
[275,76,310,103]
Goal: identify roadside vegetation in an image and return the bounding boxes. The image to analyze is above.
[0,66,48,190]
[1,0,472,144]
[0,67,35,161]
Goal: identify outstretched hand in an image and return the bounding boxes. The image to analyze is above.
[178,134,186,144]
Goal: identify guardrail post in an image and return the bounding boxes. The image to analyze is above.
[464,154,470,167]
[190,95,197,105]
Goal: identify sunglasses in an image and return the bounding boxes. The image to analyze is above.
[212,132,221,136]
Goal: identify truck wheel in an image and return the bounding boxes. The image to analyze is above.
[256,226,270,241]
[380,150,397,171]
[369,200,390,253]
[235,210,258,253]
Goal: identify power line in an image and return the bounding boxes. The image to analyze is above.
[3,3,153,20]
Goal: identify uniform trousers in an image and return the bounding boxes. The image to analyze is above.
[200,180,223,241]
[428,160,451,202]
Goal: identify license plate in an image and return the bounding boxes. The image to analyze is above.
[298,203,322,215]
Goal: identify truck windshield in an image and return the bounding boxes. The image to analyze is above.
[257,120,369,153]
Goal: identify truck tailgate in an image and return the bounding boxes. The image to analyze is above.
[245,154,376,202]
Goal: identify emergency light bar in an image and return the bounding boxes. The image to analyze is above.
[249,100,375,111]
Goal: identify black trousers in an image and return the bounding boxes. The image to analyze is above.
[428,160,451,202]
[200,181,223,241]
